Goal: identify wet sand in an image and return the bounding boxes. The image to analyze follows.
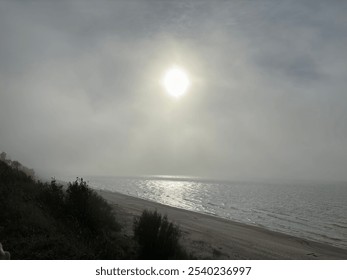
[97,190,347,260]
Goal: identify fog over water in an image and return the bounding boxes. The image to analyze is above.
[1,1,347,182]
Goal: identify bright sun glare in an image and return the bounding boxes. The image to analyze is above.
[162,66,190,98]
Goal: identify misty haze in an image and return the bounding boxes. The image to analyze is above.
[0,0,347,260]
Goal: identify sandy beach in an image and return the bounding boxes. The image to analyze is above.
[97,190,347,260]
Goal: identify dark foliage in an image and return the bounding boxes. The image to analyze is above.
[0,160,131,259]
[65,178,121,235]
[39,178,65,218]
[0,159,191,260]
[134,209,190,259]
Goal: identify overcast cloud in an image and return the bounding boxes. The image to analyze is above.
[1,0,347,182]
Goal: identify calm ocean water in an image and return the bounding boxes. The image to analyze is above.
[85,176,347,249]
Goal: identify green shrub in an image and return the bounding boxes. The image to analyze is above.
[133,210,189,259]
[66,178,121,235]
[39,179,65,218]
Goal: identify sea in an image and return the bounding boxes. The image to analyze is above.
[84,176,347,249]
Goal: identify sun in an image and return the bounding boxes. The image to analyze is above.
[162,66,190,98]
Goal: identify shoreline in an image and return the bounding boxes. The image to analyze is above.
[97,189,347,260]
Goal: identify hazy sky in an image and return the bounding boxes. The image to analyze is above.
[1,0,347,182]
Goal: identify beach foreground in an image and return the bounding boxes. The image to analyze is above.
[98,190,347,260]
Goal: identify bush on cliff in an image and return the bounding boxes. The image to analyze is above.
[0,160,128,259]
[133,209,189,259]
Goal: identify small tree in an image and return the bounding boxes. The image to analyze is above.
[66,178,120,234]
[40,178,65,218]
[133,210,185,259]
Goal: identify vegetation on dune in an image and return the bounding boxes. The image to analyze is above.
[0,154,191,259]
[134,209,190,259]
[0,158,133,259]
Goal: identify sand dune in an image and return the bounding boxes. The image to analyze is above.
[97,190,347,260]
